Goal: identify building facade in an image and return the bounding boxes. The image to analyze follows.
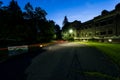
[77,3,120,42]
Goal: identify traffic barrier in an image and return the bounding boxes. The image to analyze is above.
[0,42,56,62]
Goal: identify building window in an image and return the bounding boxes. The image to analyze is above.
[95,23,99,27]
[84,26,88,29]
[77,33,80,37]
[81,33,83,36]
[100,21,106,26]
[88,25,92,28]
[108,30,113,34]
[96,32,99,35]
[108,19,113,24]
[89,33,92,36]
[100,31,106,35]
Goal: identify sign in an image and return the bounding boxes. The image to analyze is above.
[8,45,28,56]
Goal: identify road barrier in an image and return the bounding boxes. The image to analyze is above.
[0,41,58,62]
[8,45,28,56]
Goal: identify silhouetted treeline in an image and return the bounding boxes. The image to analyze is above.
[0,0,61,46]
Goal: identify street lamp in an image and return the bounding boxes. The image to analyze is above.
[108,39,112,42]
[69,29,73,34]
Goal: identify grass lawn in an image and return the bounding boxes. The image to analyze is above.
[77,41,120,80]
[79,41,120,67]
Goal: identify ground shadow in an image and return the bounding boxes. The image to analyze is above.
[0,48,47,80]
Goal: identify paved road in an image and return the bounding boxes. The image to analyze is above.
[25,42,120,80]
[0,42,119,80]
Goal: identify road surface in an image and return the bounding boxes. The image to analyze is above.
[25,42,120,80]
[0,42,119,80]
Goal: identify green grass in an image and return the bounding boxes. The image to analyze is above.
[84,71,119,80]
[79,41,120,67]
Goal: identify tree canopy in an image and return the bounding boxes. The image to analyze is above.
[0,0,61,46]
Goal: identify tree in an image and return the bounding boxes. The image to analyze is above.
[8,0,23,24]
[36,20,55,42]
[24,2,34,19]
[44,20,55,41]
[0,0,57,44]
[34,7,47,20]
[55,24,61,39]
[24,2,49,42]
[6,0,23,40]
[0,1,3,8]
[23,2,37,42]
[62,16,70,31]
[0,3,9,39]
[34,7,47,33]
[63,16,68,26]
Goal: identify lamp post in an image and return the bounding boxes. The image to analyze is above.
[68,29,74,41]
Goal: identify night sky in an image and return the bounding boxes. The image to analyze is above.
[1,0,120,27]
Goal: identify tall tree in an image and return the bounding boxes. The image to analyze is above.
[34,7,47,20]
[55,24,61,39]
[34,7,47,33]
[7,0,23,39]
[0,1,3,8]
[62,16,70,32]
[24,2,49,42]
[24,2,34,19]
[8,0,23,24]
[45,20,55,40]
[63,16,68,26]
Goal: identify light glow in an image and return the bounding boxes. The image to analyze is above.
[69,29,73,33]
[108,39,112,42]
[40,45,43,47]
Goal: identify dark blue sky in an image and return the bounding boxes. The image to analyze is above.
[1,0,120,27]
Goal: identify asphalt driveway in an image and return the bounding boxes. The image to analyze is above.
[25,42,120,80]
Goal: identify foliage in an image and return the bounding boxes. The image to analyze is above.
[0,0,59,46]
[84,71,118,80]
[55,24,62,39]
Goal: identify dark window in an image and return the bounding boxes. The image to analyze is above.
[108,19,113,24]
[100,21,106,26]
[95,23,99,27]
[89,33,92,36]
[89,25,91,28]
[96,32,99,35]
[85,26,88,29]
[100,31,106,35]
[108,30,113,34]
[77,33,79,37]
